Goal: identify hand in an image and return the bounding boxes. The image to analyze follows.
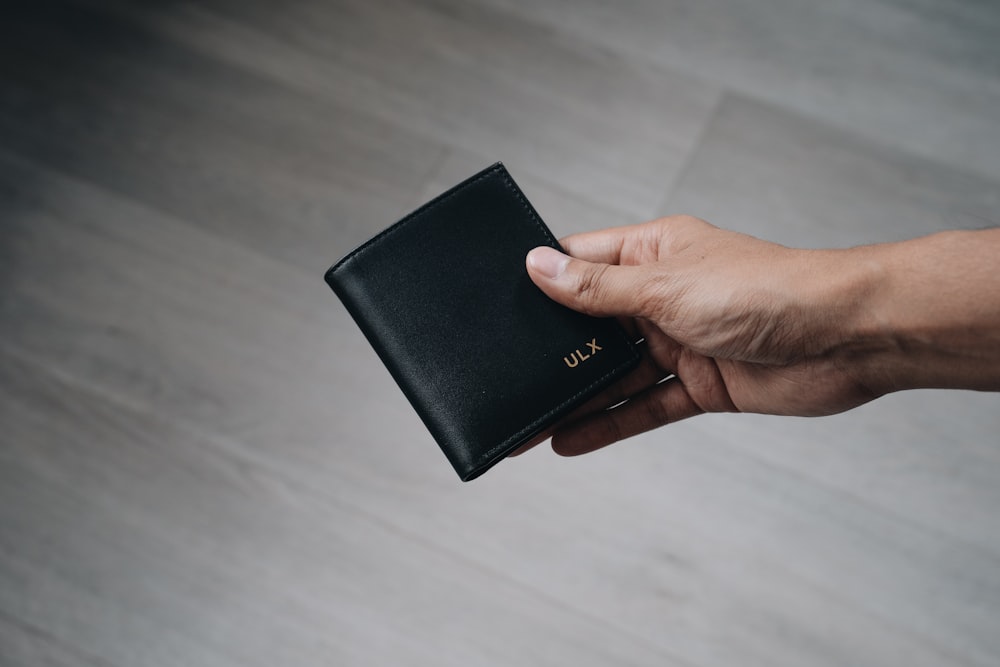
[514,215,884,457]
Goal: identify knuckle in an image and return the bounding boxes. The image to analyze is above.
[573,263,610,310]
[634,272,677,321]
[641,393,671,428]
[599,415,624,446]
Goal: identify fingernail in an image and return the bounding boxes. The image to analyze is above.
[527,246,569,279]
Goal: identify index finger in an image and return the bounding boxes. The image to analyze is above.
[559,223,642,265]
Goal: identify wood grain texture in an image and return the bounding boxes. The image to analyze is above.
[478,0,1000,182]
[1,1,999,666]
[666,93,1000,247]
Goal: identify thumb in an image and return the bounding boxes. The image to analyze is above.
[526,246,651,318]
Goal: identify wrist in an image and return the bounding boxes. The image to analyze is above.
[821,230,1000,394]
[797,245,901,397]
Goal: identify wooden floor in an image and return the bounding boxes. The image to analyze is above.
[2,1,1000,665]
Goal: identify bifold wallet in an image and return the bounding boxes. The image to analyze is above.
[325,163,639,481]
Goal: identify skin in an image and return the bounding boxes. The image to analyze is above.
[512,215,1000,457]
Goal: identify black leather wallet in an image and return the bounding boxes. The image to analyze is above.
[325,163,639,481]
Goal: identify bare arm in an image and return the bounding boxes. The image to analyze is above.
[516,217,1000,457]
[842,228,1000,394]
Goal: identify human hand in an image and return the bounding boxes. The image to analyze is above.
[514,215,885,456]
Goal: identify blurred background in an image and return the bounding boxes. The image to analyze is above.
[2,0,1000,665]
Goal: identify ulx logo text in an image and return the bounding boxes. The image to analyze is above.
[563,339,602,368]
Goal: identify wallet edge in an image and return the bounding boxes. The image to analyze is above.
[324,162,640,482]
[458,348,639,481]
[326,162,514,281]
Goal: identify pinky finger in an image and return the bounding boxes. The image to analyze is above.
[550,377,704,456]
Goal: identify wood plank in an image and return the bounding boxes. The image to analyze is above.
[475,0,1000,182]
[0,611,112,667]
[0,346,680,667]
[666,93,1000,248]
[3,1,1000,666]
[0,1,443,268]
[76,0,720,220]
[3,150,998,666]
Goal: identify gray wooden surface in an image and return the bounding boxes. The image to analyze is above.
[2,1,999,665]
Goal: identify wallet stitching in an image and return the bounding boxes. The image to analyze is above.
[497,173,559,251]
[328,162,639,477]
[473,350,639,471]
[470,174,641,472]
[327,163,508,277]
[496,171,636,352]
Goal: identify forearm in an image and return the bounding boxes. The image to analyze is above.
[834,228,1000,394]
